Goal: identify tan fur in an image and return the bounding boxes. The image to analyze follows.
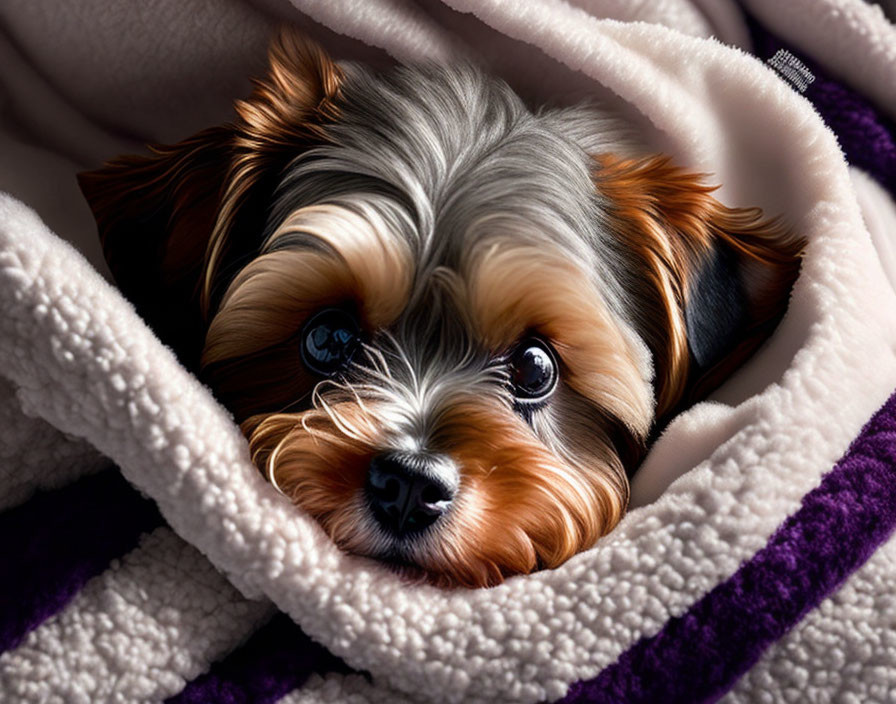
[433,398,626,586]
[466,244,654,438]
[201,205,412,420]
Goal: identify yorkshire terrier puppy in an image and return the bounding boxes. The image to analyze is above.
[79,29,803,588]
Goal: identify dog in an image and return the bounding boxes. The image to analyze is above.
[78,29,803,588]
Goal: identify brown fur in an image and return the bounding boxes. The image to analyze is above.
[246,395,626,588]
[593,154,804,417]
[244,404,377,539]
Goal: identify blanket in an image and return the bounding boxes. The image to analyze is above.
[2,1,896,702]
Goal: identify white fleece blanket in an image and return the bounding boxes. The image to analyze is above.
[2,1,896,702]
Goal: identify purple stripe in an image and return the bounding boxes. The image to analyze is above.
[748,14,896,196]
[0,468,162,653]
[559,389,896,703]
[166,612,353,704]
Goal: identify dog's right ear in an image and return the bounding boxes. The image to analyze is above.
[77,28,343,367]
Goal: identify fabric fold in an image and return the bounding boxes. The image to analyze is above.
[1,1,896,702]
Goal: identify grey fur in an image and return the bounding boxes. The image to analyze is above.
[265,62,637,311]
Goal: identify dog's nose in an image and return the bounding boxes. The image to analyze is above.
[366,452,455,536]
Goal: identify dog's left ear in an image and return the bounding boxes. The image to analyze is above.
[78,28,342,366]
[593,154,804,418]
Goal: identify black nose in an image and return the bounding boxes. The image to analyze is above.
[365,453,455,536]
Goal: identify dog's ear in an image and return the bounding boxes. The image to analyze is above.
[593,154,804,418]
[77,28,342,367]
[78,126,234,366]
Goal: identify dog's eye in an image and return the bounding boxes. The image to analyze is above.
[509,338,559,402]
[300,308,361,377]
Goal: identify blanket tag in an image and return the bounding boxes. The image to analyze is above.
[766,49,815,93]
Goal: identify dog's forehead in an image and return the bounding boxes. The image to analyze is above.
[267,63,605,269]
[258,63,639,361]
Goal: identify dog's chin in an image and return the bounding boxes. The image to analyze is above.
[359,546,493,591]
[318,492,525,589]
[326,503,460,586]
[363,546,435,586]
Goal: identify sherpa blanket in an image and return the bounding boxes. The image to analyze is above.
[2,1,896,702]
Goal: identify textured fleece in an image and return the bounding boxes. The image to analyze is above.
[0,529,273,703]
[0,376,106,512]
[166,613,351,704]
[562,389,896,703]
[748,15,896,195]
[0,469,161,653]
[2,1,896,703]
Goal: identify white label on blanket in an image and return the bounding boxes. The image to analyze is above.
[766,49,815,93]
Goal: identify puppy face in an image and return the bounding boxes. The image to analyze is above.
[79,30,803,587]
